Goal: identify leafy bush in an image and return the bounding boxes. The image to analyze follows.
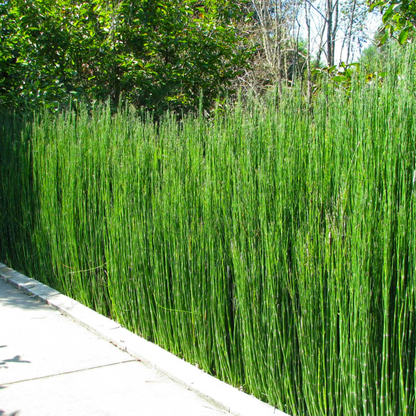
[0,0,251,115]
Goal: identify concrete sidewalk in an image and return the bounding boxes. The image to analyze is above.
[0,263,287,416]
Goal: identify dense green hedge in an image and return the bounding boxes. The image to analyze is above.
[1,49,416,415]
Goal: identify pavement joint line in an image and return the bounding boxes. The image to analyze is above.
[0,262,290,416]
[1,359,138,387]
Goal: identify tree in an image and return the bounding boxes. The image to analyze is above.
[339,0,369,64]
[0,0,252,114]
[369,0,416,44]
[236,0,307,94]
[303,0,370,67]
[0,1,26,108]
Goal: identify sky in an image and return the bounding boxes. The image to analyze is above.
[298,1,383,65]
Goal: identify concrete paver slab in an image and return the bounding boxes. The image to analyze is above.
[0,280,133,385]
[1,361,229,416]
[0,278,233,416]
[0,263,288,416]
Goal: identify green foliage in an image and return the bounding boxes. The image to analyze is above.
[312,62,363,94]
[360,43,387,71]
[2,45,416,416]
[310,39,413,98]
[0,0,251,114]
[0,1,23,108]
[369,0,416,44]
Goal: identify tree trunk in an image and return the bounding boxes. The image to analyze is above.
[346,0,358,64]
[305,0,312,105]
[327,0,334,66]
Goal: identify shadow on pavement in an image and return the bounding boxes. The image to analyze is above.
[0,278,45,311]
[0,410,20,416]
[1,354,31,369]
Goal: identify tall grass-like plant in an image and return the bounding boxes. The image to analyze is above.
[1,46,415,415]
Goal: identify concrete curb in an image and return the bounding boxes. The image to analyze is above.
[0,262,290,416]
